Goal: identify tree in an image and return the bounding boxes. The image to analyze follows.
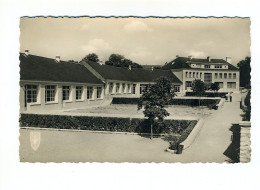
[237,57,251,88]
[105,54,143,68]
[192,79,205,106]
[210,82,220,96]
[137,77,176,139]
[81,53,100,63]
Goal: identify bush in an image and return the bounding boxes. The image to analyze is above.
[186,92,228,97]
[112,97,220,108]
[20,114,197,135]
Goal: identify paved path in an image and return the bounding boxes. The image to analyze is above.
[172,92,243,163]
[19,93,243,163]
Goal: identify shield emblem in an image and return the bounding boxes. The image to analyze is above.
[30,131,41,151]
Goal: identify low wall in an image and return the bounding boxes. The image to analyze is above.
[239,121,251,163]
[180,119,205,150]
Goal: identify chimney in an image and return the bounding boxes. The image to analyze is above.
[151,66,154,71]
[188,55,193,60]
[55,56,60,62]
[128,65,132,70]
[226,56,232,64]
[24,49,29,56]
[98,60,103,65]
[207,56,211,62]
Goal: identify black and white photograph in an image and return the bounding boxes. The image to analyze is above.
[19,17,251,163]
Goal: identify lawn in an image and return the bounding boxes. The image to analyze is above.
[67,104,214,119]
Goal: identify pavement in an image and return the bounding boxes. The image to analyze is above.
[19,93,243,163]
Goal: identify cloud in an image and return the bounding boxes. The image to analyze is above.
[82,39,111,52]
[129,47,152,64]
[75,23,89,31]
[186,50,207,58]
[124,21,152,32]
[81,39,112,61]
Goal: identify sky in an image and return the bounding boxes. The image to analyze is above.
[20,17,251,66]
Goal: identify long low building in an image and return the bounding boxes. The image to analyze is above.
[81,60,183,97]
[162,56,240,93]
[20,51,183,112]
[20,52,105,112]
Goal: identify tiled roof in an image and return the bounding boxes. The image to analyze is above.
[84,61,182,83]
[162,57,239,70]
[20,53,104,84]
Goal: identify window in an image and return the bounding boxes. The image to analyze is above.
[185,81,192,90]
[109,83,113,93]
[219,73,223,79]
[228,73,232,79]
[132,84,136,94]
[87,87,93,99]
[215,65,222,69]
[233,73,236,79]
[45,85,56,102]
[196,72,199,78]
[216,82,223,88]
[193,72,195,78]
[205,65,210,69]
[62,86,70,101]
[189,72,191,78]
[24,85,38,107]
[140,84,148,94]
[224,73,227,79]
[186,72,188,78]
[127,84,131,93]
[215,73,218,79]
[200,72,202,78]
[116,83,120,93]
[76,86,83,100]
[227,82,236,89]
[122,83,125,93]
[97,87,102,99]
[173,85,180,92]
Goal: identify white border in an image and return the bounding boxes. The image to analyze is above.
[0,0,260,190]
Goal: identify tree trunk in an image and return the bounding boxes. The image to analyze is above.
[150,120,153,140]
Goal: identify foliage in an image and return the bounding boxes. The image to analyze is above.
[105,54,143,68]
[186,91,227,98]
[243,90,251,121]
[237,57,251,88]
[68,60,79,64]
[210,82,220,92]
[19,114,197,135]
[192,79,205,97]
[112,97,220,108]
[137,77,176,139]
[81,53,100,63]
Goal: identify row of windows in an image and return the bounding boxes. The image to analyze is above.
[24,85,103,107]
[185,81,236,90]
[186,71,237,79]
[186,72,202,78]
[109,82,132,94]
[215,73,236,79]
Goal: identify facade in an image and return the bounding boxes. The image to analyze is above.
[20,52,105,112]
[162,56,240,93]
[81,60,183,97]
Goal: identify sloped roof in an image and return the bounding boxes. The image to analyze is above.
[162,57,239,70]
[85,61,182,83]
[20,53,104,84]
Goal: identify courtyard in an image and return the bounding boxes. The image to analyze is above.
[19,93,243,163]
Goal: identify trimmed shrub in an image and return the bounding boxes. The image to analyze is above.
[112,97,220,108]
[20,114,197,135]
[185,91,228,97]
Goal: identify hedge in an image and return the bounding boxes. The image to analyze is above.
[20,114,197,135]
[185,92,228,97]
[112,97,220,108]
